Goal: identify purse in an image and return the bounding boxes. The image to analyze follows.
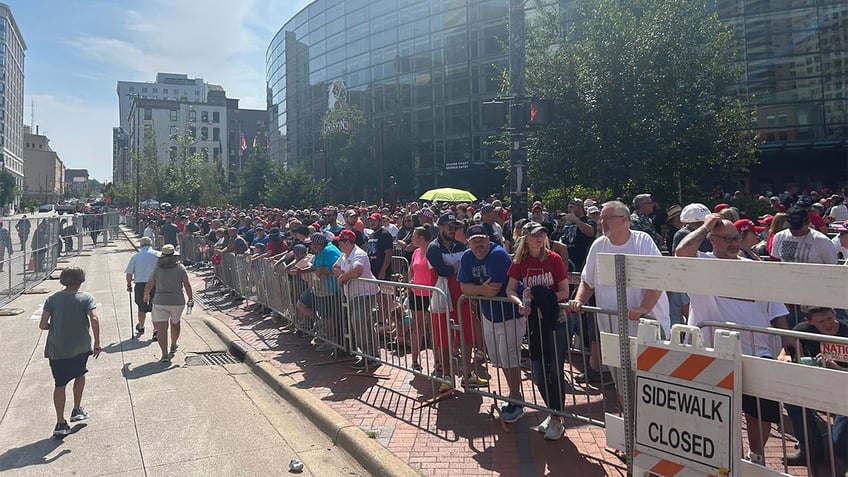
[428,275,453,313]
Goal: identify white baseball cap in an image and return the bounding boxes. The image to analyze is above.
[680,203,710,224]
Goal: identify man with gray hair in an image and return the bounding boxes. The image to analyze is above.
[631,193,664,249]
[125,236,160,337]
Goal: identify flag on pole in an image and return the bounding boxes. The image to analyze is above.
[253,133,259,149]
[239,132,247,151]
[265,131,270,151]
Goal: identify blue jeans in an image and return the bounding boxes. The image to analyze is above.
[530,321,568,412]
[786,403,847,461]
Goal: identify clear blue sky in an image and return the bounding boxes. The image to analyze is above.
[11,0,312,183]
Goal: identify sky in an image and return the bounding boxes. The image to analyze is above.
[11,0,313,183]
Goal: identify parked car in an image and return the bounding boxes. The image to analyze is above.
[38,204,55,213]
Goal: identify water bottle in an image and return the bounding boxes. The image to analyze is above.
[522,297,531,309]
[186,299,194,315]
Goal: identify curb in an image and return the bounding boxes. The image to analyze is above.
[201,315,420,477]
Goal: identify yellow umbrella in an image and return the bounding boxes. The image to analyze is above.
[419,187,477,202]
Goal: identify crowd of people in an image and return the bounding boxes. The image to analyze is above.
[126,185,848,467]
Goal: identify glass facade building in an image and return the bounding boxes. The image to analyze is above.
[266,0,847,200]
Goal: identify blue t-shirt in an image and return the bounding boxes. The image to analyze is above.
[457,243,517,323]
[312,243,342,294]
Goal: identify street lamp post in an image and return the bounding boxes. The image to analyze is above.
[134,148,140,234]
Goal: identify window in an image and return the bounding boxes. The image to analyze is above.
[170,126,178,137]
[169,109,178,121]
[213,147,220,160]
[189,110,196,122]
[201,127,209,140]
[201,147,209,160]
[163,88,168,94]
[212,111,220,123]
[201,111,209,123]
[189,126,196,138]
[142,87,147,93]
[212,127,220,141]
[144,108,152,120]
[153,88,158,93]
[129,86,135,92]
[189,147,196,156]
[169,146,177,160]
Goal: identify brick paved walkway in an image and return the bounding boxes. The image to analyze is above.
[191,272,628,476]
[190,270,817,477]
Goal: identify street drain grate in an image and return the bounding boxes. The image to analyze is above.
[185,352,240,366]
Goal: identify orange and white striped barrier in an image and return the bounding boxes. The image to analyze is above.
[632,321,742,477]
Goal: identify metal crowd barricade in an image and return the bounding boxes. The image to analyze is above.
[697,321,848,476]
[454,295,617,426]
[346,277,456,392]
[179,235,204,264]
[0,215,64,306]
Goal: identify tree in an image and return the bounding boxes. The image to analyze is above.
[240,146,272,207]
[264,164,326,209]
[0,170,18,209]
[520,0,757,203]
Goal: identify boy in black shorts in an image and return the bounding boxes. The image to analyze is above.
[38,267,101,437]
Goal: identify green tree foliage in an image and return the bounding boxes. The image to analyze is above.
[0,170,18,208]
[321,102,369,202]
[240,146,272,207]
[522,0,758,203]
[264,164,326,209]
[198,158,228,207]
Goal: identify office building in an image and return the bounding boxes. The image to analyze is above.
[266,0,847,199]
[22,125,63,204]
[0,3,25,190]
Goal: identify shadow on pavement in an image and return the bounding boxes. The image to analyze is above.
[102,337,152,354]
[0,432,78,471]
[121,361,176,379]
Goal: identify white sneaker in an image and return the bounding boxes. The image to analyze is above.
[746,450,764,466]
[532,415,552,434]
[544,417,564,441]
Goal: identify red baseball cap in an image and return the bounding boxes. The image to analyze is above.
[734,219,764,235]
[336,229,357,242]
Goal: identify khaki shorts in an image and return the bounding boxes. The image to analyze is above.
[151,304,184,323]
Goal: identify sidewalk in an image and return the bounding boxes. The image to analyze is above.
[0,235,367,476]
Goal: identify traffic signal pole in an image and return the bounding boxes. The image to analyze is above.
[508,0,528,225]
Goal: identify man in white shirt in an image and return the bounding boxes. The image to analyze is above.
[676,214,789,466]
[770,206,838,265]
[567,201,670,394]
[333,229,380,370]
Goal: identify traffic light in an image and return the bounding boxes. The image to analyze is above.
[527,98,551,125]
[482,100,507,127]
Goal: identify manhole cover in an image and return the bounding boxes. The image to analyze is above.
[185,352,240,366]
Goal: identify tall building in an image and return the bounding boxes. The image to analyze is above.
[0,3,26,190]
[717,0,848,193]
[113,73,209,183]
[125,93,228,168]
[265,0,847,199]
[22,125,63,204]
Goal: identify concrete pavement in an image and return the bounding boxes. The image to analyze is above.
[0,235,368,476]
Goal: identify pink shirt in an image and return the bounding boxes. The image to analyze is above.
[410,248,437,296]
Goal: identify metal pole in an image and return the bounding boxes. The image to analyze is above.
[614,254,634,474]
[134,145,140,235]
[508,0,528,224]
[379,121,384,205]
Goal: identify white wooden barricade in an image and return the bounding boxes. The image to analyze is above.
[597,254,848,477]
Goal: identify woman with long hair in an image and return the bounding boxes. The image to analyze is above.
[407,225,436,371]
[505,221,570,441]
[143,245,193,363]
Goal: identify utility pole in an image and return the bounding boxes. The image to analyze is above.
[508,0,528,225]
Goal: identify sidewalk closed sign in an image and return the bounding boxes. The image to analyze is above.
[634,324,742,476]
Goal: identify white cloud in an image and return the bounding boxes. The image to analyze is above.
[25,94,115,182]
[25,0,312,181]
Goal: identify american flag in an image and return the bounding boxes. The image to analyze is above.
[239,132,247,151]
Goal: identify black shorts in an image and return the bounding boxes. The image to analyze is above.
[742,394,782,423]
[134,283,155,313]
[49,352,90,387]
[407,291,430,312]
